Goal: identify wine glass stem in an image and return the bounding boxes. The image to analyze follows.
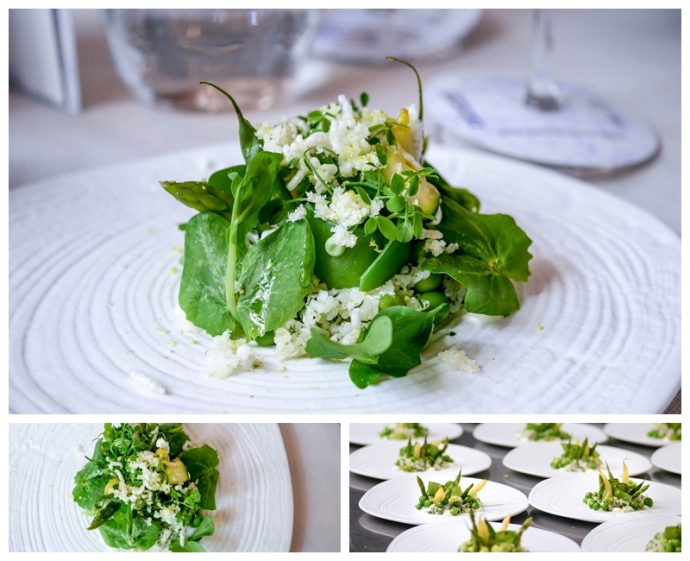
[525,9,560,111]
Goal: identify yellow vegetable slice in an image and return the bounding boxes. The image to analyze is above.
[469,479,488,496]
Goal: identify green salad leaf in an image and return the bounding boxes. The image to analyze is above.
[237,220,315,339]
[179,212,235,336]
[180,445,220,510]
[308,305,444,388]
[98,504,162,551]
[431,197,532,316]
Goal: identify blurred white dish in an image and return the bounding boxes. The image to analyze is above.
[309,10,481,63]
[349,423,462,445]
[604,423,680,447]
[473,423,607,448]
[651,443,681,475]
[503,442,651,479]
[350,441,491,480]
[387,519,580,552]
[581,513,681,552]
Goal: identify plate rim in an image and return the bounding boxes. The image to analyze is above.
[502,442,652,478]
[9,142,681,414]
[349,441,491,480]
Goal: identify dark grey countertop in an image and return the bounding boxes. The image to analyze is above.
[349,423,681,552]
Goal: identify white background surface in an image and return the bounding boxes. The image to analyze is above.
[279,423,341,552]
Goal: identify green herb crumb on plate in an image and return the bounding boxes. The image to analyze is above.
[161,58,532,388]
[550,438,602,471]
[379,422,429,440]
[396,437,454,472]
[645,523,681,552]
[583,462,653,512]
[415,470,486,515]
[72,423,219,552]
[459,513,532,552]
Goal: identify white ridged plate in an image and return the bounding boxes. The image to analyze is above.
[473,423,607,448]
[651,443,681,475]
[581,513,682,552]
[8,424,292,552]
[350,441,491,480]
[387,519,580,552]
[349,423,463,445]
[359,469,528,525]
[604,423,679,447]
[503,442,652,479]
[9,143,680,413]
[528,472,681,523]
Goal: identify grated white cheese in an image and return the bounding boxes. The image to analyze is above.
[437,348,481,373]
[129,370,167,395]
[155,437,170,453]
[287,204,307,222]
[205,334,263,378]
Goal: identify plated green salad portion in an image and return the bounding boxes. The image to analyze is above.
[520,423,571,442]
[161,60,532,388]
[550,438,601,471]
[72,423,219,552]
[645,524,681,552]
[648,423,681,441]
[379,422,429,440]
[415,471,486,515]
[583,463,652,512]
[459,513,532,553]
[395,437,454,472]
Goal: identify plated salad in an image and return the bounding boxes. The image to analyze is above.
[648,423,681,441]
[396,437,454,472]
[550,438,601,472]
[161,60,532,387]
[645,523,681,552]
[459,513,532,553]
[520,423,571,442]
[380,422,429,440]
[72,423,219,552]
[415,471,486,515]
[583,463,652,513]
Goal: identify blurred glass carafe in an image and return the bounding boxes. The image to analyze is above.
[103,9,314,112]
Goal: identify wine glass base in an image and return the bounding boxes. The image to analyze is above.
[426,77,660,172]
